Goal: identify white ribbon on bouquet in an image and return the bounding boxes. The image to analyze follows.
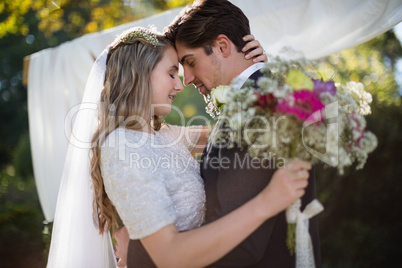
[286,199,324,268]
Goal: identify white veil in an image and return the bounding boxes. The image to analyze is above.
[47,47,117,268]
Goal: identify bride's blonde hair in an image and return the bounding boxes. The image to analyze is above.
[90,28,173,233]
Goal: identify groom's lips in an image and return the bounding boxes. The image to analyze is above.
[197,85,206,95]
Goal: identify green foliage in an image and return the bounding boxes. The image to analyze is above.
[13,133,33,179]
[0,0,193,39]
[0,0,151,40]
[0,168,46,266]
[314,31,402,267]
[0,0,33,37]
[0,170,41,239]
[42,221,53,264]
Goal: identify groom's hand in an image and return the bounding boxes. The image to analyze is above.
[114,225,129,267]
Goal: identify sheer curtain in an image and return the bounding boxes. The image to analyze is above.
[27,1,401,267]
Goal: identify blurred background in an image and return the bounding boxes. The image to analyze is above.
[0,0,401,267]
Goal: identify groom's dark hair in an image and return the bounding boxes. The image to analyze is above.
[165,0,250,55]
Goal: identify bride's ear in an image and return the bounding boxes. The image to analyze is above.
[214,34,231,58]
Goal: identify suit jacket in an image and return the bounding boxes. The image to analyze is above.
[201,70,321,267]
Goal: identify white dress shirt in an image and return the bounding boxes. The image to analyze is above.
[232,62,266,90]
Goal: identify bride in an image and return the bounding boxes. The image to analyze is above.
[47,27,311,267]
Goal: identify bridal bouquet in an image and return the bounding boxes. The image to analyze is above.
[207,57,377,173]
[206,56,377,266]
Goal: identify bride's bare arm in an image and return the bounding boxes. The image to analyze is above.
[190,125,212,156]
[140,161,311,267]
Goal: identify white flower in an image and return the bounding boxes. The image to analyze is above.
[344,81,373,115]
[211,86,230,107]
[247,107,256,116]
[275,84,293,99]
[230,112,244,131]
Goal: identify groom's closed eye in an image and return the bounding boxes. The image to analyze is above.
[180,54,193,65]
[188,60,195,67]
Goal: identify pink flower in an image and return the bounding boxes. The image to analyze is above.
[254,92,277,112]
[276,90,325,122]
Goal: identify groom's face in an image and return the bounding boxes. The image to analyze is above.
[175,41,223,96]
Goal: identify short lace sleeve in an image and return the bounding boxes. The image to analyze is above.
[160,124,203,151]
[100,129,176,239]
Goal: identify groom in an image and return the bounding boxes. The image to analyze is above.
[163,0,321,267]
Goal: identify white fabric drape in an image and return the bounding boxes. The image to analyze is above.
[237,0,402,59]
[28,0,401,225]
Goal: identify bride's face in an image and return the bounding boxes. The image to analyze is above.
[151,46,183,116]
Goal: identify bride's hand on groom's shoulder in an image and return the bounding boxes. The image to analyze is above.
[114,226,129,267]
[260,160,311,217]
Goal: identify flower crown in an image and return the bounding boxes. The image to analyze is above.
[111,27,159,48]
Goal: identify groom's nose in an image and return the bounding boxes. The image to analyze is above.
[183,67,195,86]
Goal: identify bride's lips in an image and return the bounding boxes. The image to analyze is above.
[168,94,176,104]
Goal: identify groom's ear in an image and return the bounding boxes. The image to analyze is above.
[215,34,231,58]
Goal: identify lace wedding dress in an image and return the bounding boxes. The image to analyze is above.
[101,124,206,239]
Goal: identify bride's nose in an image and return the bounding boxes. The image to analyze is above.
[175,77,184,92]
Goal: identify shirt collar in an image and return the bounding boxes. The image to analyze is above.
[232,62,266,91]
